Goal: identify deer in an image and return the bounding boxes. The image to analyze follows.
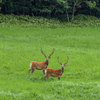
[44,56,69,81]
[28,48,54,74]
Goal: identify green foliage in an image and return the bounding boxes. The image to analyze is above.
[85,1,96,8]
[0,0,64,18]
[0,14,100,27]
[0,0,100,19]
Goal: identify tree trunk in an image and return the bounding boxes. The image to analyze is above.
[66,10,69,22]
[72,0,77,21]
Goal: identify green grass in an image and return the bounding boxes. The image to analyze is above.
[0,26,100,100]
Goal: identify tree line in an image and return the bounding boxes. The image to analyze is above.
[0,0,100,21]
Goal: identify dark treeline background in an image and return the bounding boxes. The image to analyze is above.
[0,0,100,21]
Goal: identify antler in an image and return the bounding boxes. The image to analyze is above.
[57,56,62,65]
[64,56,69,66]
[48,48,55,57]
[41,48,46,57]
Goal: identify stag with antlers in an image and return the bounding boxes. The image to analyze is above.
[28,48,54,74]
[44,56,69,81]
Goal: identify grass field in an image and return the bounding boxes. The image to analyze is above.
[0,26,100,100]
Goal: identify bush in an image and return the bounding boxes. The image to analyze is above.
[0,14,100,27]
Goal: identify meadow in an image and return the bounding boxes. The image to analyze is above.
[0,26,100,100]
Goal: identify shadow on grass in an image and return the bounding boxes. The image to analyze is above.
[30,77,44,82]
[29,76,56,82]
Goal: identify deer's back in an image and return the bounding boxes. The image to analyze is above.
[46,68,62,77]
[30,61,47,69]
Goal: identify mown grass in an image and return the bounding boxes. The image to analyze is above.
[0,26,100,100]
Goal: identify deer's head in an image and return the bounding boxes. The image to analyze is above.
[57,56,69,68]
[41,48,55,61]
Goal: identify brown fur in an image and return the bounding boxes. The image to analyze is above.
[44,56,69,81]
[28,48,54,74]
[44,67,64,81]
[28,60,48,74]
[31,60,48,70]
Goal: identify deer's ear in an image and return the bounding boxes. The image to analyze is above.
[45,56,47,58]
[64,64,66,66]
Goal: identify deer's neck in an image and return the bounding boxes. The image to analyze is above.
[61,67,64,74]
[45,60,49,66]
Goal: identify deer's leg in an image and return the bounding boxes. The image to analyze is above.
[44,75,47,81]
[43,70,45,74]
[32,69,35,73]
[46,75,50,81]
[28,68,32,74]
[58,77,60,80]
